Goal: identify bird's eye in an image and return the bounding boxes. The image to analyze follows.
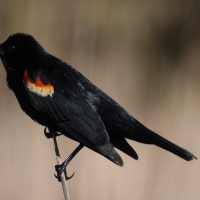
[8,45,16,51]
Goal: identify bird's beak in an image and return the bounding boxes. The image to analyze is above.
[0,45,4,56]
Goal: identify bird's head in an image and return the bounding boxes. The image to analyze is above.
[0,33,46,73]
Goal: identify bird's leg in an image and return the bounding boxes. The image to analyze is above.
[55,144,84,182]
[44,127,62,139]
[49,128,74,182]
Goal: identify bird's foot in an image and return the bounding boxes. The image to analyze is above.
[44,127,62,139]
[54,163,75,182]
[53,144,83,182]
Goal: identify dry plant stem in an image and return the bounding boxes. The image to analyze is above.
[51,130,71,200]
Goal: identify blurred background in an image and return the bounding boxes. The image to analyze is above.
[0,0,200,199]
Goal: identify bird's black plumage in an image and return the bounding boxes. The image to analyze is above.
[0,33,196,168]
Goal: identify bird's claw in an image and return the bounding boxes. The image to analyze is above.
[44,127,62,139]
[54,164,75,182]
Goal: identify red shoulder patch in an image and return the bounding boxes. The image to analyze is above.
[23,70,54,97]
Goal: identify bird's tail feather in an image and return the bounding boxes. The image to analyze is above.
[151,132,196,160]
[129,129,197,161]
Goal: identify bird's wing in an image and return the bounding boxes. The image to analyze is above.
[23,63,109,146]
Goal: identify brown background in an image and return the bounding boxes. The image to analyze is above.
[0,0,200,199]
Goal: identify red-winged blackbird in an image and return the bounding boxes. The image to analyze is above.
[0,33,196,178]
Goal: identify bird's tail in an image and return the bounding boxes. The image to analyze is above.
[149,131,196,161]
[128,127,197,161]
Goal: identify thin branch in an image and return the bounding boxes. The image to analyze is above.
[51,129,71,200]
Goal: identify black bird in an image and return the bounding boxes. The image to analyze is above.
[0,33,196,180]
